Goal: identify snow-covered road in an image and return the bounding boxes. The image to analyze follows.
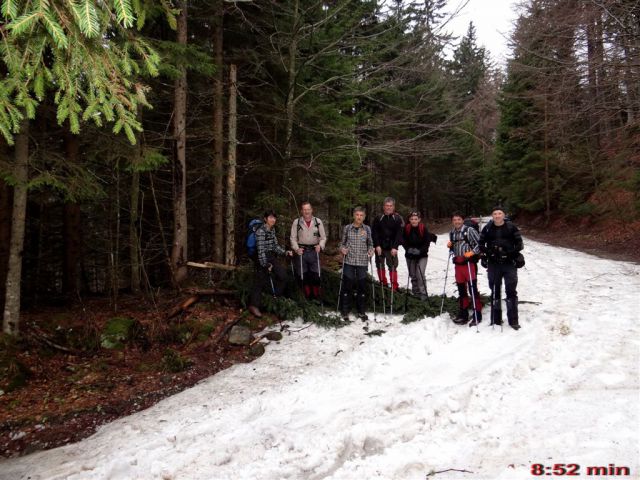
[2,236,639,480]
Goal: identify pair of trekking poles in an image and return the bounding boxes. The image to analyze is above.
[336,254,412,321]
[439,251,480,332]
[440,251,501,333]
[335,255,380,322]
[289,250,324,314]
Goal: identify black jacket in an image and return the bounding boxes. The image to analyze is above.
[479,220,523,264]
[402,223,437,259]
[372,213,404,250]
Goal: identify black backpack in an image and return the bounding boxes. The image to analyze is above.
[296,217,321,239]
[463,217,480,233]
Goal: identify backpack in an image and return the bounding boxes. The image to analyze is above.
[463,217,480,233]
[246,219,263,258]
[450,225,473,244]
[297,217,321,238]
[404,222,425,238]
[482,220,525,268]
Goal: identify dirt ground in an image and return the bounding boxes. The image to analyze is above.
[1,217,638,459]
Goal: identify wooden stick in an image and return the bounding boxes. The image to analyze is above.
[186,261,236,271]
[426,468,474,476]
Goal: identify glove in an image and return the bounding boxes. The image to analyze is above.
[447,241,453,249]
[464,251,475,259]
[265,263,273,272]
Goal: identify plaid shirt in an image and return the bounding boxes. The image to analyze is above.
[256,225,286,268]
[340,223,373,267]
[449,226,481,256]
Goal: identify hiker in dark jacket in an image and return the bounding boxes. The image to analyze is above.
[447,212,483,326]
[479,206,524,330]
[402,211,437,301]
[372,197,404,291]
[249,210,292,318]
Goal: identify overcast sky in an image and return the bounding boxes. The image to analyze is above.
[444,0,521,66]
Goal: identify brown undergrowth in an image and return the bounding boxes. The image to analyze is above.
[0,295,278,458]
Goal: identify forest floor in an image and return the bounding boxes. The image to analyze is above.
[1,217,638,459]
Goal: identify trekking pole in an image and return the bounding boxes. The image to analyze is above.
[417,259,431,306]
[440,252,453,315]
[369,256,377,322]
[336,255,346,313]
[466,260,480,333]
[289,255,295,279]
[378,262,386,315]
[404,263,411,313]
[490,284,496,331]
[317,250,324,315]
[268,270,276,297]
[390,270,395,315]
[491,270,504,333]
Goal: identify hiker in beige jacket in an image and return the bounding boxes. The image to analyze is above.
[290,202,327,299]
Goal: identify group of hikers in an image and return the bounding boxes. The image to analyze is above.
[247,197,524,331]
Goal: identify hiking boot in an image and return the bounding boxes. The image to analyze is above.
[509,322,521,330]
[248,305,262,318]
[453,309,469,325]
[357,312,369,322]
[469,317,482,327]
[341,312,350,321]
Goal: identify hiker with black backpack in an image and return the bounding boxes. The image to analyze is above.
[339,206,375,321]
[372,197,404,291]
[290,201,327,300]
[248,210,293,318]
[402,210,437,301]
[447,212,483,327]
[479,206,524,330]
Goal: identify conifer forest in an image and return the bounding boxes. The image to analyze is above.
[0,1,639,454]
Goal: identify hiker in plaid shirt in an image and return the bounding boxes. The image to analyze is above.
[339,206,374,321]
[249,210,292,318]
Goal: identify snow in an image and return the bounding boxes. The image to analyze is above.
[2,236,639,480]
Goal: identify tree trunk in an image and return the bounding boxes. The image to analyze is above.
[284,0,300,168]
[225,64,238,266]
[3,121,29,336]
[171,1,189,285]
[130,168,141,293]
[0,143,12,314]
[212,0,225,263]
[63,133,81,300]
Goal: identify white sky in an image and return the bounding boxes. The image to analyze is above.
[445,0,521,66]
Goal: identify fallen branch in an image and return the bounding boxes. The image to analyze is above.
[426,468,474,477]
[183,288,236,296]
[28,326,78,355]
[187,261,237,271]
[204,316,242,349]
[166,295,200,320]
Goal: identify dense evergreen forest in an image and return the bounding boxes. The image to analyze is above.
[0,0,638,335]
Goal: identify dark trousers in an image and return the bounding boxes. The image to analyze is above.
[488,262,518,325]
[250,261,287,309]
[341,264,368,314]
[294,248,320,286]
[375,249,399,271]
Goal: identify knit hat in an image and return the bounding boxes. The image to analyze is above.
[491,205,505,214]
